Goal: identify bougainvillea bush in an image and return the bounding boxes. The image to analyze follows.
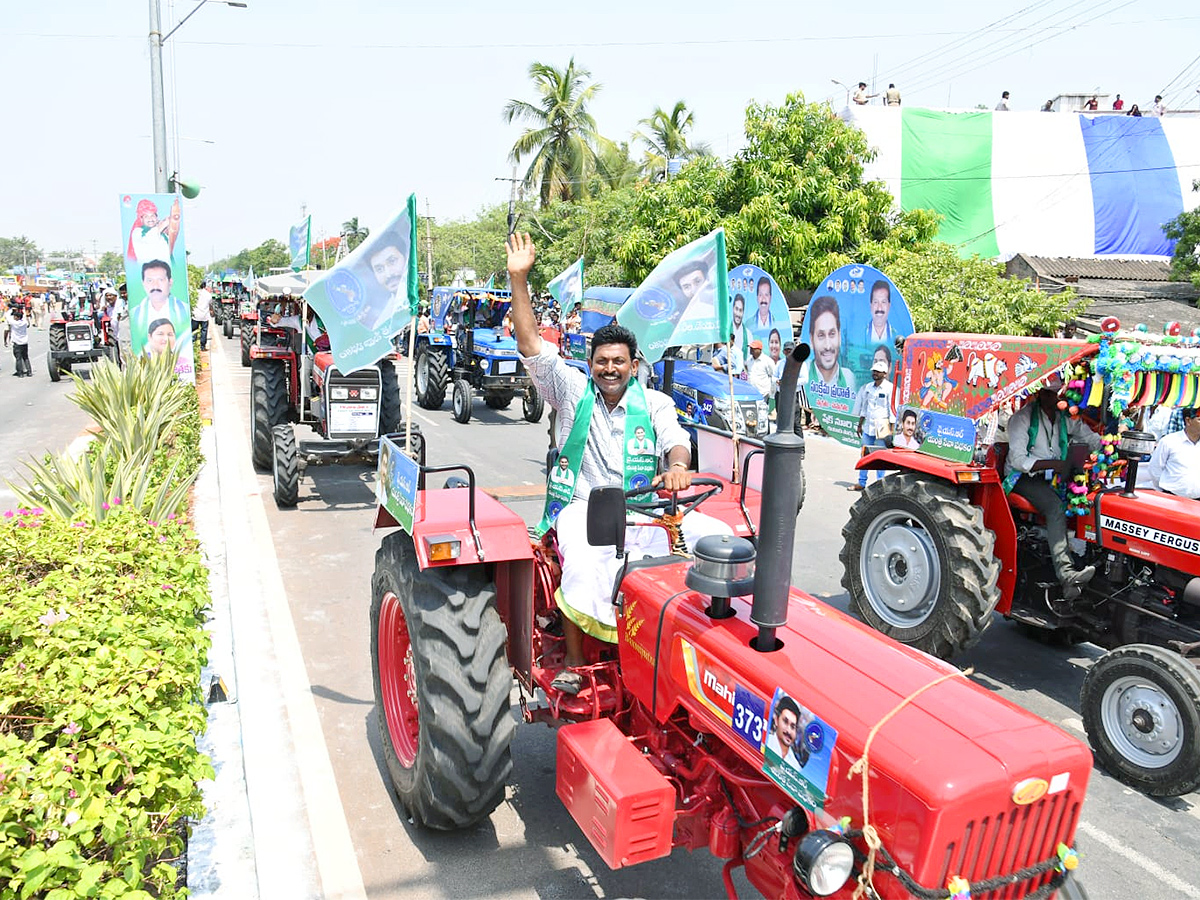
[0,356,211,898]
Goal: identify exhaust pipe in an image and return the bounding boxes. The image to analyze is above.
[750,344,809,652]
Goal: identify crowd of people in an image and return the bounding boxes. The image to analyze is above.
[848,80,1171,116]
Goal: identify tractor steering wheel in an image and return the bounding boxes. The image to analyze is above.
[624,477,723,518]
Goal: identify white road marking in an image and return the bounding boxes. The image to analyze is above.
[1076,821,1200,899]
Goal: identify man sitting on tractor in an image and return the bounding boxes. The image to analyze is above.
[506,233,728,695]
[1003,373,1102,597]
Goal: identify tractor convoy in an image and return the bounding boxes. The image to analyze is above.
[843,327,1200,799]
[369,348,1091,900]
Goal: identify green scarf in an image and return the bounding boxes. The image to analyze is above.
[1003,406,1068,494]
[537,380,657,535]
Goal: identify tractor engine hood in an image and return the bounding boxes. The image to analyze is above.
[615,560,1092,890]
[1086,490,1200,578]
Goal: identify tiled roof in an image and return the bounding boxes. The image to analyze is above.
[1016,255,1174,282]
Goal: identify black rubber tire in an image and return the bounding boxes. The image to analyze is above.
[250,360,290,471]
[47,325,66,382]
[271,424,299,508]
[47,352,60,382]
[840,473,1000,660]
[370,533,514,829]
[240,326,252,368]
[224,318,233,340]
[415,346,448,410]
[1081,645,1200,797]
[451,377,472,424]
[379,360,402,434]
[484,391,514,410]
[523,384,545,423]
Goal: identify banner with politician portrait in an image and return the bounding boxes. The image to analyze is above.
[802,264,914,448]
[118,192,195,383]
[726,264,793,369]
[548,256,584,316]
[616,229,729,364]
[289,216,311,271]
[303,195,419,375]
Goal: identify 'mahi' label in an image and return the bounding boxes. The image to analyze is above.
[1100,515,1200,555]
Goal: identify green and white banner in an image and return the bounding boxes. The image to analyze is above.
[616,229,729,364]
[303,195,419,374]
[548,257,584,315]
[289,216,311,271]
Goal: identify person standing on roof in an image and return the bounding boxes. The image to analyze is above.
[884,83,901,106]
[995,91,1011,111]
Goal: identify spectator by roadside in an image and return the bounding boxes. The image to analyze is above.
[849,359,894,491]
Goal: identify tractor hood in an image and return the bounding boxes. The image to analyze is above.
[616,560,1091,888]
[1085,489,1200,577]
[657,359,765,401]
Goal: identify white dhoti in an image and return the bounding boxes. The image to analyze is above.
[554,500,731,641]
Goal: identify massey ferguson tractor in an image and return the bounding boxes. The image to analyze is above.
[370,347,1091,900]
[47,306,115,381]
[412,287,543,425]
[841,325,1200,799]
[246,295,401,507]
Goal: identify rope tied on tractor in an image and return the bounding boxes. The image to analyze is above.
[844,664,1080,900]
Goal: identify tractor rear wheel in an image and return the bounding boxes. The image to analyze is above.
[240,326,252,367]
[250,360,290,471]
[415,346,448,409]
[1081,645,1200,797]
[379,360,402,434]
[523,384,544,423]
[371,533,514,829]
[840,473,1000,660]
[272,424,299,508]
[224,318,233,339]
[484,391,514,410]
[451,377,472,424]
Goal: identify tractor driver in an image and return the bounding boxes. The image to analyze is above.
[1004,373,1102,597]
[506,233,730,695]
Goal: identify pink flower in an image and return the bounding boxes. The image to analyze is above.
[2,511,12,519]
[167,513,176,520]
[160,584,173,591]
[111,497,121,506]
[101,502,110,511]
[62,722,81,736]
[69,789,77,799]
[71,522,87,528]
[148,521,158,527]
[31,507,43,516]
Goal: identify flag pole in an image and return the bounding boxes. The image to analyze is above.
[404,301,418,456]
[728,355,741,484]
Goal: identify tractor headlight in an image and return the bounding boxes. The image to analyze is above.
[480,358,491,374]
[793,830,854,897]
[331,386,349,400]
[360,387,378,400]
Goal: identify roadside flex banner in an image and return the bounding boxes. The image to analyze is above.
[289,216,311,271]
[548,257,584,316]
[616,228,730,364]
[802,263,914,448]
[725,263,794,369]
[118,192,195,382]
[303,194,419,375]
[376,435,422,532]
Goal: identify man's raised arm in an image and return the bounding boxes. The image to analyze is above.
[505,233,541,358]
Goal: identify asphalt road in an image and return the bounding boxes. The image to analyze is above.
[19,326,1196,900]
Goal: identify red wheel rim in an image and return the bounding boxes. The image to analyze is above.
[378,591,419,767]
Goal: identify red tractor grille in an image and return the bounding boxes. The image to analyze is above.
[937,790,1082,900]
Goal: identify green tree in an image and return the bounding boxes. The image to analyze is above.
[633,101,710,180]
[528,188,640,290]
[1165,179,1200,290]
[341,217,370,252]
[503,59,611,208]
[0,236,40,271]
[429,204,516,287]
[98,251,124,279]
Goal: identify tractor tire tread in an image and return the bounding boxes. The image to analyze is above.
[251,360,290,471]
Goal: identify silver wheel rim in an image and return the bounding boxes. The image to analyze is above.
[1100,674,1184,768]
[454,383,466,417]
[858,509,941,628]
[416,353,428,393]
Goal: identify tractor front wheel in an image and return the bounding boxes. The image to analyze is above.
[240,326,252,367]
[370,533,514,829]
[47,352,61,382]
[415,346,448,409]
[451,377,472,424]
[484,391,514,410]
[250,360,290,471]
[272,424,299,508]
[523,384,544,423]
[840,473,1000,660]
[1081,645,1200,797]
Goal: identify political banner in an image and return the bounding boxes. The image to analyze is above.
[118,192,195,382]
[303,195,419,375]
[289,216,311,271]
[726,264,793,371]
[802,264,914,448]
[376,435,422,532]
[616,229,729,364]
[894,405,977,463]
[548,257,584,315]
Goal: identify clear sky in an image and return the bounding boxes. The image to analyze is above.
[4,1,1199,266]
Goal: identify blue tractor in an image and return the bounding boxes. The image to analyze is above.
[413,287,544,425]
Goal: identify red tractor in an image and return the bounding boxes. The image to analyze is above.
[47,307,116,381]
[248,297,402,507]
[370,349,1091,900]
[842,329,1200,798]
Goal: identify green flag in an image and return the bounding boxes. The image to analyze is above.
[548,256,584,315]
[616,229,729,364]
[289,216,311,271]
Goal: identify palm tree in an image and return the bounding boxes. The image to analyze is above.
[634,101,710,180]
[341,217,370,252]
[503,59,609,208]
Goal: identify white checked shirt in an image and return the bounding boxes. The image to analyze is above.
[520,339,689,501]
